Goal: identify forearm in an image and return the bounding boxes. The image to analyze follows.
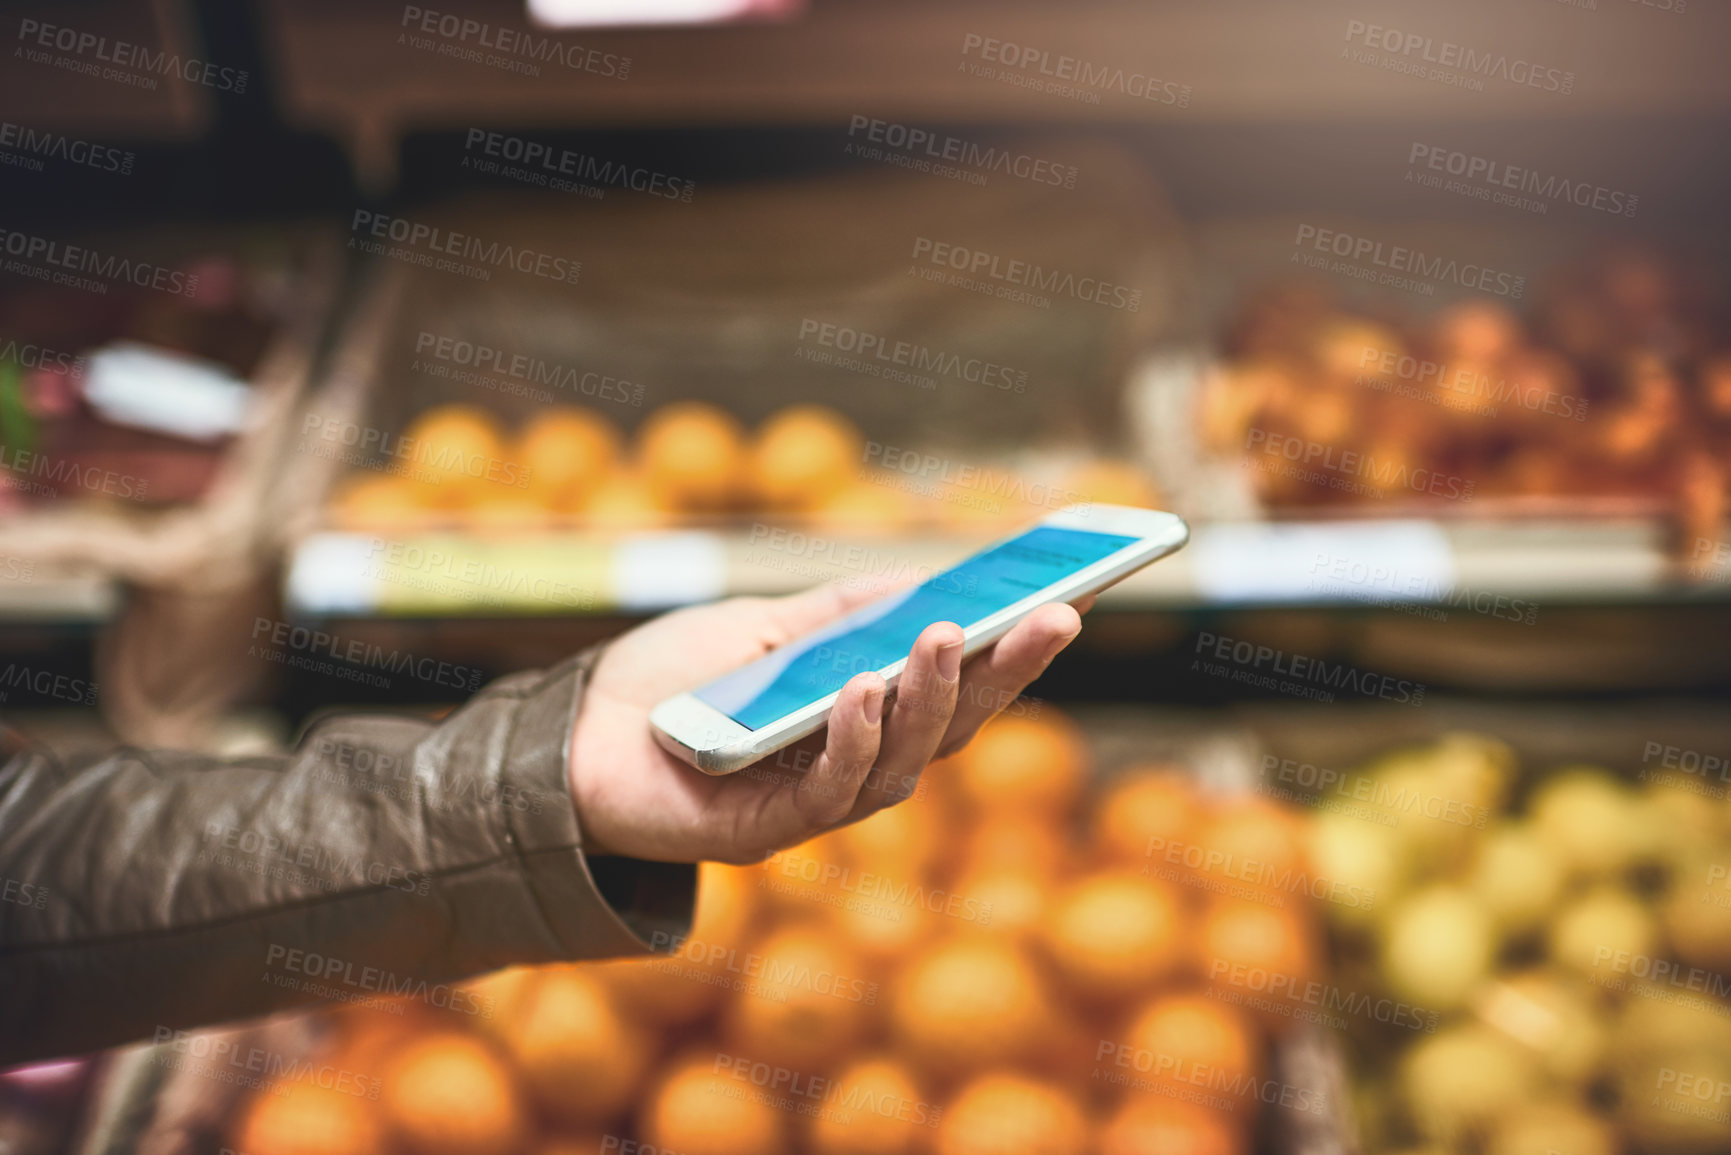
[0,649,694,1067]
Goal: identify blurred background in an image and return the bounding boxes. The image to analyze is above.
[3,0,1731,1152]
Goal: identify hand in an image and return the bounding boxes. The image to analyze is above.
[569,584,1090,864]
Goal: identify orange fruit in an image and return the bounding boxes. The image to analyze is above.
[807,1057,937,1155]
[830,879,940,964]
[379,1032,527,1155]
[891,936,1053,1077]
[600,862,758,1025]
[1090,767,1204,867]
[719,923,873,1069]
[1042,872,1187,1000]
[404,404,509,487]
[1061,460,1162,511]
[959,813,1071,878]
[461,967,539,1033]
[949,866,1051,939]
[749,404,865,510]
[832,794,944,878]
[1195,901,1318,1032]
[1122,992,1261,1107]
[811,479,918,533]
[950,710,1090,817]
[231,1077,383,1155]
[580,468,674,529]
[637,401,746,510]
[1191,797,1310,904]
[516,406,620,506]
[458,479,555,531]
[640,1049,788,1155]
[1098,1098,1243,1155]
[1434,299,1522,362]
[499,967,651,1127]
[935,1072,1088,1155]
[327,474,439,530]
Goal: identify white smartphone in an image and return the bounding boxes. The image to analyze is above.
[650,504,1188,774]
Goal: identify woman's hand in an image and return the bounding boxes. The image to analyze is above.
[569,584,1089,864]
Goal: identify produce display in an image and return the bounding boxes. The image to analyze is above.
[224,709,1328,1155]
[1299,731,1731,1154]
[324,401,1161,535]
[1200,249,1731,544]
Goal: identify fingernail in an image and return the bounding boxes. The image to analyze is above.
[863,686,884,724]
[937,640,963,682]
[1041,629,1081,665]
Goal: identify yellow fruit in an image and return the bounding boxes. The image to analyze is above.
[809,480,918,533]
[807,1057,936,1155]
[1619,1050,1731,1155]
[719,924,872,1070]
[404,405,510,487]
[1530,768,1642,879]
[1306,809,1405,929]
[749,405,864,510]
[516,406,620,505]
[231,1079,383,1155]
[1665,866,1731,970]
[637,401,746,510]
[891,936,1052,1077]
[641,1050,788,1155]
[936,1072,1088,1155]
[1043,872,1187,1000]
[1548,885,1657,979]
[1313,317,1404,381]
[1471,970,1607,1085]
[1098,1097,1244,1155]
[1401,1024,1537,1143]
[1060,460,1162,510]
[951,710,1089,817]
[1381,886,1496,1012]
[1428,732,1516,818]
[1090,766,1203,868]
[458,480,555,531]
[380,1033,527,1155]
[581,469,674,530]
[1469,824,1565,934]
[499,967,651,1127]
[1485,1101,1615,1155]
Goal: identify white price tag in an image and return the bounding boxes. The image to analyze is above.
[611,532,727,609]
[1189,521,1456,605]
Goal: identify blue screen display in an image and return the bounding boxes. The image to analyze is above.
[695,525,1137,730]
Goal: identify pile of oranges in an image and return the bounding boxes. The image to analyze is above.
[229,709,1324,1155]
[327,401,1160,535]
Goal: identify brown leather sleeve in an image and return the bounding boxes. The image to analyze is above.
[0,648,696,1067]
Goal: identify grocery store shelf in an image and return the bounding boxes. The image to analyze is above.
[283,518,1731,618]
[0,569,121,622]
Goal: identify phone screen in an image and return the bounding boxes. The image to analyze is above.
[693,525,1138,730]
